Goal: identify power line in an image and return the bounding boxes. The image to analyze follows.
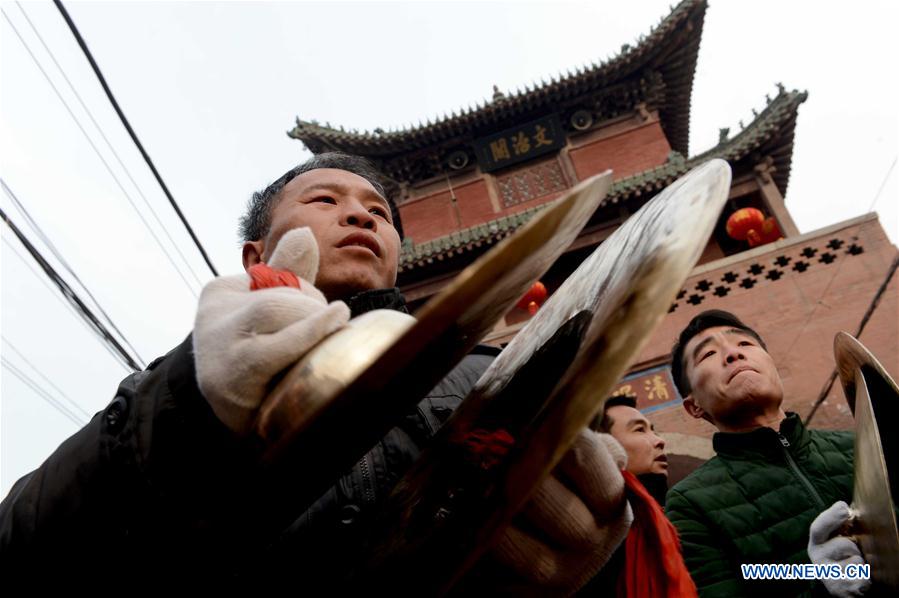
[802,157,899,424]
[1,235,133,372]
[1,204,145,371]
[2,357,86,428]
[2,335,93,420]
[2,178,146,364]
[0,8,200,299]
[804,253,899,425]
[15,0,206,289]
[867,155,897,213]
[53,0,220,277]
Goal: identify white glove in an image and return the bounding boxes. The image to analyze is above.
[193,227,350,434]
[808,501,871,597]
[491,430,632,596]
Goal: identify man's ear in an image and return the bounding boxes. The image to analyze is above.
[682,395,705,420]
[242,240,265,272]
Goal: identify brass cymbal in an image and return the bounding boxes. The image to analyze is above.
[358,159,733,593]
[834,332,899,590]
[254,170,613,513]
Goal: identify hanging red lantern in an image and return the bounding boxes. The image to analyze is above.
[746,229,763,248]
[759,217,783,244]
[726,208,765,241]
[517,281,548,311]
[747,217,783,248]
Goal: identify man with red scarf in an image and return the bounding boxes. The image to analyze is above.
[584,395,698,597]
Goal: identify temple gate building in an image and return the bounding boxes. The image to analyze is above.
[289,0,898,481]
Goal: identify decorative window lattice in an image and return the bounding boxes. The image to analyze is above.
[496,160,568,208]
[667,237,864,313]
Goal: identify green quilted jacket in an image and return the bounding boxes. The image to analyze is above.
[666,413,853,598]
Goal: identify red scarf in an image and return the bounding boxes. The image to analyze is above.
[618,470,697,598]
[248,263,301,291]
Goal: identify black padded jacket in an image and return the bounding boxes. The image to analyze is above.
[0,288,497,589]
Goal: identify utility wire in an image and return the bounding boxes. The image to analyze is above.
[783,154,899,365]
[1,205,144,371]
[2,357,86,427]
[2,178,146,364]
[804,253,899,425]
[53,0,220,277]
[866,156,897,213]
[2,235,132,372]
[2,335,92,420]
[0,8,200,298]
[797,155,899,425]
[15,1,205,289]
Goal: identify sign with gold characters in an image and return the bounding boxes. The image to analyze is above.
[473,114,566,172]
[611,365,683,414]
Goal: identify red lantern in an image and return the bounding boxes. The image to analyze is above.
[747,217,783,248]
[759,217,783,244]
[726,208,765,241]
[746,229,763,248]
[517,281,548,311]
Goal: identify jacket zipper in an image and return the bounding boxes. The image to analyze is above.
[359,452,376,505]
[778,433,825,510]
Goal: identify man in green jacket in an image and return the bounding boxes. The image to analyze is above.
[666,310,869,597]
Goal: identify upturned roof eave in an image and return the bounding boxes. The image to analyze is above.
[398,88,806,273]
[289,0,707,156]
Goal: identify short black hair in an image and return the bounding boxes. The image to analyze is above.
[239,152,403,243]
[591,393,638,433]
[670,309,766,398]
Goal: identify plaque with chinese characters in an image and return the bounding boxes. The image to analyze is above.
[610,365,683,414]
[473,114,566,173]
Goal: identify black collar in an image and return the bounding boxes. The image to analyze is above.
[636,472,668,507]
[343,287,409,317]
[712,412,809,459]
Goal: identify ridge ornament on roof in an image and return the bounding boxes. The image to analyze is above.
[398,88,807,274]
[289,0,708,184]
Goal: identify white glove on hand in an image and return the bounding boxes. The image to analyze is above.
[491,430,632,596]
[808,500,871,597]
[193,227,350,435]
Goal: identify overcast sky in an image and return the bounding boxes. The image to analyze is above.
[1,0,897,496]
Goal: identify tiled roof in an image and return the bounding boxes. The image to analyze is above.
[289,0,706,160]
[398,88,807,273]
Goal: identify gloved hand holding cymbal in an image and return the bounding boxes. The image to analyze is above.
[490,430,632,595]
[193,227,350,435]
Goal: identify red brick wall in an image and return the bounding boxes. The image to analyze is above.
[400,159,570,244]
[568,121,672,181]
[400,179,492,243]
[632,215,898,441]
[457,179,496,229]
[401,120,672,245]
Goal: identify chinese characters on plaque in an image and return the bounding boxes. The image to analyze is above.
[610,366,682,413]
[473,114,566,173]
